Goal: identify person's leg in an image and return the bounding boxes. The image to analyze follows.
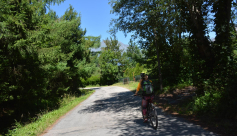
[149,95,154,103]
[142,96,148,122]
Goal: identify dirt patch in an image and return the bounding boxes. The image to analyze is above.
[154,86,237,136]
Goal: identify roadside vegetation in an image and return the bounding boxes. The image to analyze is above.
[112,81,138,91]
[4,89,94,136]
[83,85,108,88]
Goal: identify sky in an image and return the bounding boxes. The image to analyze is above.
[48,0,216,45]
[48,0,132,45]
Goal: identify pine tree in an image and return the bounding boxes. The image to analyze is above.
[99,37,122,85]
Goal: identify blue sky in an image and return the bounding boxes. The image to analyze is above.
[48,0,132,45]
[48,0,216,45]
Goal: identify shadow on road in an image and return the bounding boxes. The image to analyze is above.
[80,87,101,90]
[78,88,217,136]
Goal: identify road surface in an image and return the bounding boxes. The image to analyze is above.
[43,86,218,136]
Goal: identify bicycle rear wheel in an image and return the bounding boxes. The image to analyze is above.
[141,105,145,120]
[149,103,158,129]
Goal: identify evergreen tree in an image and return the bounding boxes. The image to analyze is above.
[99,37,123,85]
[0,1,100,129]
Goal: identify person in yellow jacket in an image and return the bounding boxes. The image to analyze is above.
[134,73,154,123]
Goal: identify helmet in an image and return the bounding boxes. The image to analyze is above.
[140,73,145,78]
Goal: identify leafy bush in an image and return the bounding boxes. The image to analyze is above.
[124,63,146,79]
[88,75,100,85]
[176,82,191,90]
[82,75,100,86]
[193,90,222,116]
[217,76,237,119]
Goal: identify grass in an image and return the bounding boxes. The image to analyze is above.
[6,89,95,136]
[111,81,138,92]
[83,84,109,88]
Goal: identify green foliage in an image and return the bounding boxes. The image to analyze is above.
[109,0,188,91]
[126,40,143,67]
[217,74,237,119]
[193,90,222,116]
[110,0,237,120]
[118,39,147,81]
[6,90,94,136]
[0,0,100,134]
[81,74,100,86]
[124,63,144,79]
[99,37,123,85]
[192,75,237,119]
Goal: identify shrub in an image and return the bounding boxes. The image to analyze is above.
[193,90,222,117]
[217,76,237,119]
[83,75,100,86]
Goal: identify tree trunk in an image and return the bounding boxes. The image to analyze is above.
[133,72,135,81]
[153,28,163,92]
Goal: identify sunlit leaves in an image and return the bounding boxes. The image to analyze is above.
[99,37,123,83]
[0,0,100,110]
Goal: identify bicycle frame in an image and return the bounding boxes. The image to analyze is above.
[135,94,158,129]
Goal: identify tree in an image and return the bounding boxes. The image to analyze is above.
[0,0,100,121]
[109,0,181,91]
[126,40,143,67]
[99,37,123,85]
[0,0,51,109]
[122,40,143,80]
[109,0,237,119]
[211,0,234,83]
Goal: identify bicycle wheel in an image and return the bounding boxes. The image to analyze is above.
[149,103,158,129]
[141,105,145,120]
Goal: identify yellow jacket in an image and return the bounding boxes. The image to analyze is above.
[136,80,152,92]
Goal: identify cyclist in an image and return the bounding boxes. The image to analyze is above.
[134,73,154,123]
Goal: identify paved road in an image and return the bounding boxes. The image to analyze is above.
[43,86,218,136]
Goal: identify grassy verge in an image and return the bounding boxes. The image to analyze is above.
[83,84,108,88]
[6,89,95,136]
[111,81,138,92]
[82,81,141,90]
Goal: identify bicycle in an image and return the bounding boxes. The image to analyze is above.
[135,94,158,130]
